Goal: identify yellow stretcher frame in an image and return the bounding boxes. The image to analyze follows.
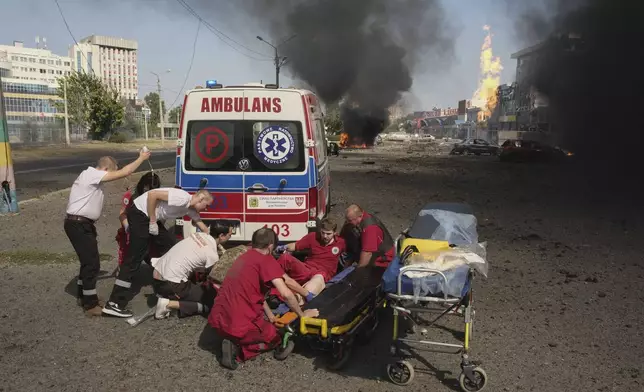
[274,301,380,339]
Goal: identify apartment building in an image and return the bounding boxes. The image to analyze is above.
[69,35,139,100]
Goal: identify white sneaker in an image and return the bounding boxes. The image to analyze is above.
[155,297,171,319]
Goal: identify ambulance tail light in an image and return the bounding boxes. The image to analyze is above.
[308,187,318,218]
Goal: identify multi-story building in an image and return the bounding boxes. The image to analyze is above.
[69,35,138,100]
[0,42,69,142]
[0,41,72,84]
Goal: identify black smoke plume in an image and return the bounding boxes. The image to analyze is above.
[229,0,454,144]
[508,0,644,191]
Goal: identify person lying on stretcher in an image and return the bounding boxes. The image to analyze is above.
[273,218,346,303]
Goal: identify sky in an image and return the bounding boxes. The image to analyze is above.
[0,0,525,111]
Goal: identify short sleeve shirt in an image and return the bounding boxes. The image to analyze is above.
[295,232,346,281]
[133,187,201,221]
[208,249,285,338]
[65,167,108,221]
[361,213,395,267]
[151,232,219,283]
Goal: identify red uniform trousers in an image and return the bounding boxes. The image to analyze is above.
[216,315,281,362]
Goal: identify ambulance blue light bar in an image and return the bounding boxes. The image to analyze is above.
[206,80,222,89]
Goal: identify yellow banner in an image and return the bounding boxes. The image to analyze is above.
[0,142,12,166]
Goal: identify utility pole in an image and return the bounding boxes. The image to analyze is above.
[157,79,164,146]
[144,108,149,141]
[257,35,296,87]
[151,70,170,146]
[63,78,70,147]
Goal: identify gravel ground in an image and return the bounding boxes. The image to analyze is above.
[0,144,642,391]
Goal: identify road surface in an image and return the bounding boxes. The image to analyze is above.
[12,150,177,201]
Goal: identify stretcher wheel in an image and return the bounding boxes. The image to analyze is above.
[458,367,488,392]
[328,344,352,370]
[386,360,415,386]
[273,340,295,361]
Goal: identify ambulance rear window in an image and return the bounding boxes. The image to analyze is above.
[184,120,305,172]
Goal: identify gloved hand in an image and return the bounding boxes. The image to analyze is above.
[149,221,159,235]
[305,292,315,302]
[275,245,288,253]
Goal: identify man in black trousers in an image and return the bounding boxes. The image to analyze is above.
[102,187,213,318]
[64,149,151,316]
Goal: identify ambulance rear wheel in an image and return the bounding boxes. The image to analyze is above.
[386,360,415,386]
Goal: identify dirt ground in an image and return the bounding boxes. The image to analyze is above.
[0,143,642,391]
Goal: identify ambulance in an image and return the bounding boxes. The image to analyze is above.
[174,82,331,242]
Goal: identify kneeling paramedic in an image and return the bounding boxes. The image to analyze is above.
[64,150,151,316]
[103,188,213,317]
[275,218,346,301]
[152,222,233,319]
[344,204,395,268]
[208,228,320,369]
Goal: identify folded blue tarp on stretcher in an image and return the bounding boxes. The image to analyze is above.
[381,256,470,299]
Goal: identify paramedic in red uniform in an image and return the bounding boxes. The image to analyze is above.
[277,218,346,297]
[64,150,151,316]
[103,188,213,318]
[344,204,395,267]
[209,228,319,370]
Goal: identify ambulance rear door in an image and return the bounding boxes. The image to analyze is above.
[180,88,247,240]
[242,88,311,242]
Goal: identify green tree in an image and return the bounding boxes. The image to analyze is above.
[144,92,165,132]
[168,104,182,125]
[87,86,124,139]
[54,72,124,139]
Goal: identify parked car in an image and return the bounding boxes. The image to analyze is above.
[499,139,574,163]
[450,138,499,155]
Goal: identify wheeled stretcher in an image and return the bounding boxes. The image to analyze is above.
[382,202,489,391]
[270,264,387,369]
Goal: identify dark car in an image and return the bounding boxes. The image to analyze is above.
[450,138,500,156]
[499,139,574,163]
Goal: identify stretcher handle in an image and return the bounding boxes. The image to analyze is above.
[300,317,328,339]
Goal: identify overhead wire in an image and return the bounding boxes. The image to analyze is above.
[167,20,201,111]
[53,0,95,75]
[175,0,273,61]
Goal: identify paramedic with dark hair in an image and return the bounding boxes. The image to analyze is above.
[208,227,320,370]
[103,188,213,318]
[344,204,395,267]
[64,150,151,316]
[152,221,233,319]
[277,218,346,298]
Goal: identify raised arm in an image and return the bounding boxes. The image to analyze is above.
[102,150,151,182]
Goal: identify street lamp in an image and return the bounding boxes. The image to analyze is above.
[256,35,296,87]
[150,69,171,145]
[142,106,151,140]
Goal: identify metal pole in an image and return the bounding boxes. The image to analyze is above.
[144,111,148,140]
[274,46,279,87]
[156,76,164,146]
[63,78,70,147]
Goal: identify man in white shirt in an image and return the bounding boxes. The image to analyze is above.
[152,221,233,319]
[103,187,214,317]
[64,150,151,316]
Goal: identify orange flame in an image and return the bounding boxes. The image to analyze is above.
[339,132,368,149]
[472,25,503,122]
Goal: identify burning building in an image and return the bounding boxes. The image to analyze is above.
[471,25,503,123]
